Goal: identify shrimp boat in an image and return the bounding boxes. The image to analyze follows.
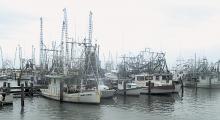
[134,73,181,95]
[40,10,102,103]
[41,75,101,104]
[175,57,220,88]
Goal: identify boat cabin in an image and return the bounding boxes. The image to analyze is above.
[118,79,138,90]
[134,73,173,87]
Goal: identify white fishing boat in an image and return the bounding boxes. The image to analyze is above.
[40,10,102,104]
[0,71,7,80]
[183,74,220,88]
[0,74,7,80]
[98,80,115,98]
[176,58,220,89]
[134,73,181,94]
[41,75,101,104]
[117,80,141,96]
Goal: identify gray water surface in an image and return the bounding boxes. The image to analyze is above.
[0,81,220,120]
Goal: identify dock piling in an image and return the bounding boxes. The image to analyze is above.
[25,81,28,87]
[123,81,127,95]
[3,82,7,88]
[60,81,64,102]
[7,83,11,93]
[148,81,151,94]
[21,84,24,107]
[17,78,21,86]
[30,83,33,96]
[180,79,184,97]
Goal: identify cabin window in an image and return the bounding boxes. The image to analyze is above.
[49,79,51,84]
[54,79,56,84]
[118,81,122,84]
[145,76,153,80]
[162,75,172,80]
[168,75,173,80]
[156,76,159,80]
[162,76,167,80]
[127,85,131,88]
[137,76,144,81]
[145,76,148,80]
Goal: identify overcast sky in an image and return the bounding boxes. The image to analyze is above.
[1,0,220,68]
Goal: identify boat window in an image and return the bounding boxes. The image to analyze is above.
[54,79,56,84]
[137,76,144,81]
[162,76,167,80]
[118,81,122,84]
[127,85,131,88]
[145,76,153,80]
[156,76,159,80]
[168,75,173,80]
[49,79,51,84]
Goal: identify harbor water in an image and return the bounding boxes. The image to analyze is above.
[1,81,220,120]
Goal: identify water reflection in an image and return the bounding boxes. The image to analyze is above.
[100,94,177,114]
[1,81,220,120]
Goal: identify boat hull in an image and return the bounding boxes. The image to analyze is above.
[184,81,220,89]
[41,89,101,104]
[140,85,179,95]
[0,75,7,80]
[101,89,115,98]
[117,87,141,96]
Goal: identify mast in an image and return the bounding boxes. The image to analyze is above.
[194,53,196,78]
[32,45,35,65]
[218,60,220,81]
[61,21,65,74]
[19,45,22,69]
[63,8,69,69]
[40,17,44,69]
[88,11,93,50]
[14,47,17,68]
[0,46,3,69]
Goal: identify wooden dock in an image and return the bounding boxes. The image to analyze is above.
[0,81,48,107]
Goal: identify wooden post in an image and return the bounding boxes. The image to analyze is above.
[7,83,10,93]
[14,73,16,80]
[30,83,33,96]
[3,82,7,88]
[148,81,151,94]
[17,78,21,86]
[123,81,127,95]
[60,80,64,102]
[180,79,184,97]
[31,76,33,81]
[21,84,24,107]
[195,78,197,91]
[25,81,28,87]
